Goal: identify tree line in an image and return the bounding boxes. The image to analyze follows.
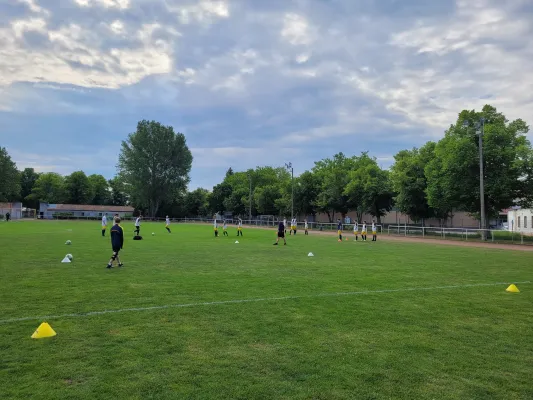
[1,106,531,226]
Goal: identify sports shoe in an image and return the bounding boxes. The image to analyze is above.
[118,263,124,267]
[106,264,113,269]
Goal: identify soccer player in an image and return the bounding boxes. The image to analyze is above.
[237,218,243,236]
[372,221,377,241]
[283,218,287,234]
[101,214,107,237]
[353,221,359,241]
[214,216,219,237]
[165,216,171,233]
[337,219,343,242]
[291,218,297,235]
[274,220,287,245]
[134,215,142,236]
[223,219,228,236]
[304,219,309,235]
[362,221,367,241]
[107,217,124,269]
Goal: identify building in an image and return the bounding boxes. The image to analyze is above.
[39,203,135,219]
[0,202,23,219]
[507,208,531,233]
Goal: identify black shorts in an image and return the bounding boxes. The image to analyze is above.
[278,232,285,238]
[112,247,121,254]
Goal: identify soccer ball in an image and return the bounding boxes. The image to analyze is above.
[65,240,72,245]
[66,254,73,261]
[152,232,155,236]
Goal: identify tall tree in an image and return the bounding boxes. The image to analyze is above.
[313,153,358,222]
[88,174,110,205]
[344,154,393,223]
[428,105,533,227]
[293,171,320,217]
[209,182,232,215]
[29,173,65,203]
[118,120,193,217]
[19,167,40,208]
[108,176,128,206]
[64,171,92,204]
[0,147,21,202]
[390,144,435,224]
[184,188,210,217]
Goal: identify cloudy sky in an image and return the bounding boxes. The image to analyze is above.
[1,0,532,189]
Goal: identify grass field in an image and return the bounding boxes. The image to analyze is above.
[1,221,532,399]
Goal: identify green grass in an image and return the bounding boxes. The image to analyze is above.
[1,221,532,400]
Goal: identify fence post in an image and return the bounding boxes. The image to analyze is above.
[465,229,468,240]
[521,233,524,245]
[491,230,494,242]
[422,227,425,237]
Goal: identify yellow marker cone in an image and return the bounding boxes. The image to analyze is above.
[31,322,57,339]
[506,284,520,293]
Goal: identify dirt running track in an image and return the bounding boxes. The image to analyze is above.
[244,225,533,252]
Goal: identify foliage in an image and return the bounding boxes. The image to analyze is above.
[29,172,65,204]
[0,147,21,202]
[108,176,129,206]
[184,188,210,217]
[19,168,40,208]
[88,174,110,205]
[118,120,193,217]
[64,171,93,204]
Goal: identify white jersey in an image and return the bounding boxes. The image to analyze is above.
[166,218,170,225]
[102,215,107,226]
[353,223,358,232]
[135,217,141,227]
[223,221,227,229]
[304,221,308,229]
[283,219,287,227]
[213,219,217,228]
[238,220,242,228]
[362,224,367,232]
[372,223,376,232]
[292,218,297,227]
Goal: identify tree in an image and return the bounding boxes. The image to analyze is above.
[390,144,435,224]
[209,182,232,214]
[254,185,281,215]
[428,105,533,227]
[0,147,21,202]
[293,171,320,217]
[88,174,110,205]
[313,153,359,221]
[108,176,128,206]
[29,173,65,203]
[184,188,210,217]
[344,154,393,223]
[19,167,40,208]
[118,120,193,217]
[64,171,92,204]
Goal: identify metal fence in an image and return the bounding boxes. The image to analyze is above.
[386,224,533,245]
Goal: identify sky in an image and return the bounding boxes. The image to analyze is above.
[1,0,532,190]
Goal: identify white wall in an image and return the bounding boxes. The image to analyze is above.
[507,210,533,233]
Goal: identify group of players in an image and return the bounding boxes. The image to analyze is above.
[100,213,378,268]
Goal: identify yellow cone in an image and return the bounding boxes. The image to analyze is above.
[506,284,520,293]
[31,322,57,339]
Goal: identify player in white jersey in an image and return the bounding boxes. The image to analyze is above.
[353,221,359,241]
[237,218,243,236]
[134,215,142,235]
[223,219,228,236]
[304,219,309,235]
[101,214,107,237]
[372,222,377,241]
[213,216,219,237]
[290,218,297,235]
[165,216,171,233]
[361,221,367,241]
[283,218,287,234]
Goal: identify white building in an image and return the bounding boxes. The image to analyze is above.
[507,208,532,233]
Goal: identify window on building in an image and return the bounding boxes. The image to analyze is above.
[518,216,521,228]
[525,216,528,229]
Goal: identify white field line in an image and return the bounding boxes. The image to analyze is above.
[0,281,530,325]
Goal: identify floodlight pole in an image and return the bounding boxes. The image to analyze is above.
[285,162,294,220]
[464,117,487,240]
[479,118,486,240]
[248,174,252,222]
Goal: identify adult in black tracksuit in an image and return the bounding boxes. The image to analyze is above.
[107,217,124,269]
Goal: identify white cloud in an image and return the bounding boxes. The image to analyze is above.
[166,0,229,24]
[191,147,301,168]
[74,0,131,9]
[281,13,314,45]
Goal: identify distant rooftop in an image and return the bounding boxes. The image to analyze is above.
[45,204,134,212]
